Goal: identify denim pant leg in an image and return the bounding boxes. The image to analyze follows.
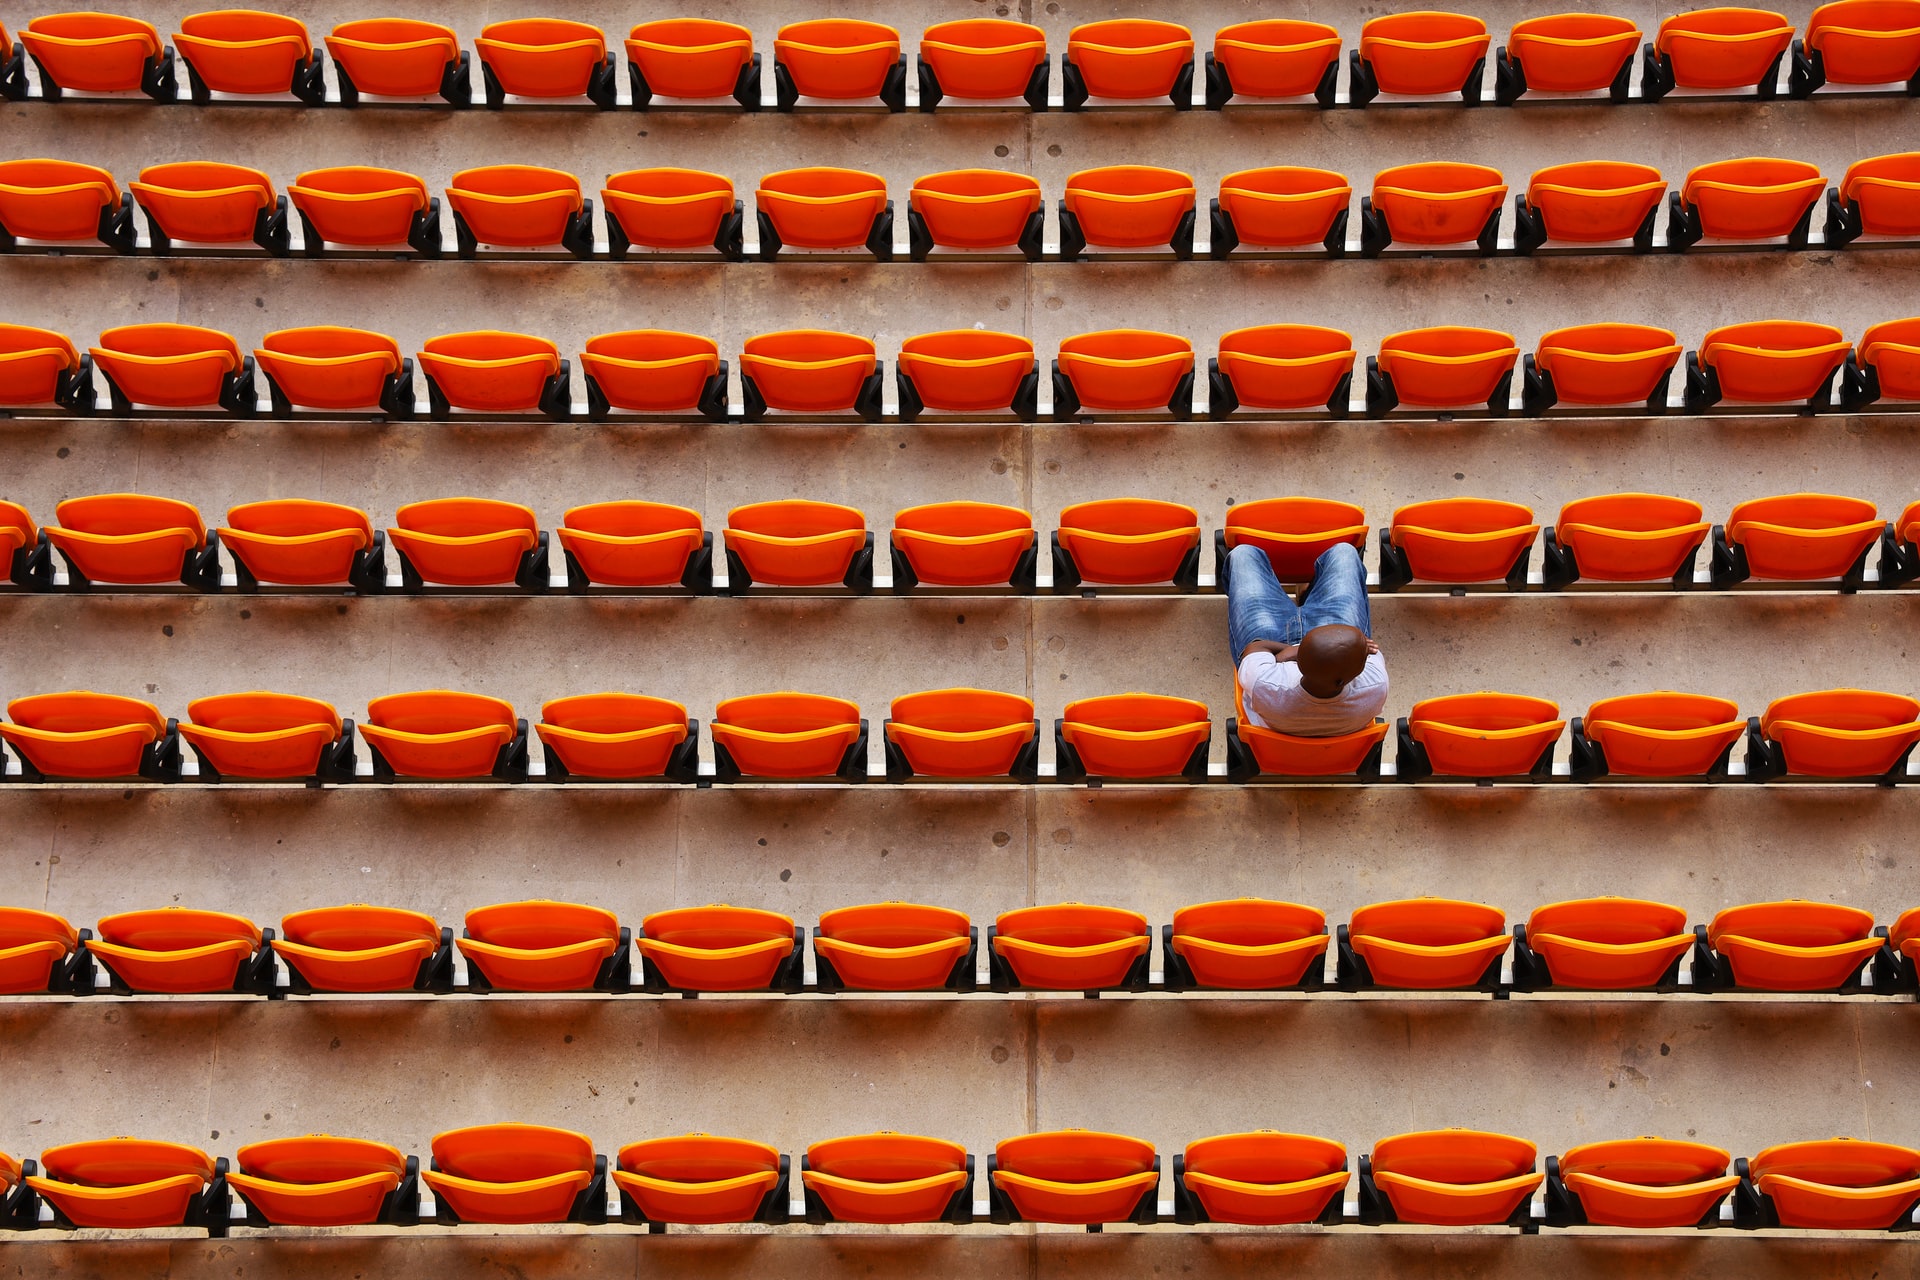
[1226,544,1303,664]
[1298,542,1373,637]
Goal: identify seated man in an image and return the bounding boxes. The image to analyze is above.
[1227,541,1387,736]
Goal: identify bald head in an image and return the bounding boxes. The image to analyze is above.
[1297,624,1370,699]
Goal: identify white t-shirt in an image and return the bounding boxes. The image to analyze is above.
[1238,651,1389,736]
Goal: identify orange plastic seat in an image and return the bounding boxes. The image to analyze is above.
[1749,1139,1920,1229]
[1851,315,1920,403]
[895,330,1037,418]
[1210,167,1351,256]
[1556,1138,1736,1227]
[535,693,695,781]
[615,1135,784,1224]
[1211,326,1356,414]
[1,690,169,780]
[0,907,81,994]
[755,168,890,258]
[579,330,725,419]
[1054,330,1195,416]
[1796,0,1920,91]
[1649,7,1795,94]
[1060,165,1196,256]
[804,1132,969,1224]
[884,688,1036,781]
[44,492,209,585]
[458,900,621,992]
[254,327,408,414]
[230,1135,410,1227]
[1054,497,1200,589]
[556,501,707,591]
[1691,321,1851,410]
[1167,900,1328,991]
[217,498,380,590]
[992,1131,1157,1224]
[361,690,521,780]
[91,323,247,412]
[1363,163,1506,255]
[723,500,871,590]
[423,1124,598,1225]
[602,169,741,258]
[1344,899,1508,989]
[1517,898,1693,989]
[1057,693,1211,782]
[1753,689,1920,779]
[1382,498,1538,587]
[1513,162,1667,250]
[1497,13,1640,101]
[1369,327,1517,414]
[638,905,797,992]
[1672,157,1824,248]
[991,904,1149,990]
[813,903,974,991]
[1571,692,1743,778]
[906,170,1043,258]
[475,18,612,107]
[1369,1130,1539,1225]
[625,19,756,106]
[1402,693,1565,779]
[178,691,348,781]
[28,1140,215,1229]
[1219,497,1367,581]
[275,905,442,993]
[1543,492,1708,585]
[89,907,262,994]
[20,12,171,98]
[1208,20,1341,106]
[1525,324,1681,412]
[445,166,590,257]
[1719,493,1882,585]
[1831,153,1920,244]
[131,160,283,253]
[0,158,133,250]
[0,323,89,409]
[1353,12,1491,102]
[0,499,38,583]
[1229,675,1390,781]
[889,503,1035,589]
[325,18,466,104]
[919,19,1047,106]
[773,19,904,109]
[387,497,543,589]
[174,10,318,101]
[417,332,566,418]
[1062,19,1194,108]
[287,167,436,254]
[709,691,865,780]
[739,331,880,415]
[1180,1132,1347,1226]
[1705,900,1880,989]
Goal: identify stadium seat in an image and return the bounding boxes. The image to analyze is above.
[1053,498,1200,590]
[535,693,697,782]
[1217,498,1368,585]
[1568,692,1743,779]
[91,323,253,414]
[130,161,287,254]
[579,331,726,420]
[230,1135,415,1227]
[1689,322,1851,413]
[417,332,569,419]
[1209,325,1356,415]
[178,691,355,782]
[1206,20,1340,107]
[1352,12,1491,104]
[1495,13,1641,102]
[1228,679,1389,781]
[1700,900,1881,989]
[625,19,757,109]
[1512,897,1694,989]
[1888,906,1920,985]
[1669,158,1824,249]
[386,497,546,591]
[0,499,44,588]
[1844,315,1920,408]
[19,12,175,100]
[1209,167,1351,257]
[0,906,82,994]
[601,170,743,259]
[1551,1138,1737,1227]
[738,331,883,418]
[1163,899,1329,991]
[1397,693,1565,781]
[1379,498,1538,591]
[174,10,321,103]
[0,690,176,780]
[43,492,217,588]
[1340,899,1509,990]
[1366,327,1517,415]
[1361,163,1506,256]
[1523,324,1681,413]
[1792,0,1920,94]
[0,22,16,99]
[422,1125,603,1225]
[0,323,93,411]
[445,166,592,258]
[709,692,867,781]
[89,907,269,994]
[1176,1132,1348,1226]
[637,905,801,992]
[991,1131,1158,1223]
[1364,1130,1539,1226]
[475,19,614,108]
[614,1135,787,1224]
[458,900,625,992]
[773,19,905,111]
[1053,330,1195,417]
[812,902,976,991]
[275,905,446,994]
[804,1132,972,1224]
[1713,493,1882,589]
[1744,1138,1920,1229]
[1056,693,1211,783]
[217,498,384,591]
[895,331,1039,418]
[1826,153,1920,247]
[889,503,1037,591]
[1061,19,1194,109]
[722,500,873,591]
[1746,689,1920,780]
[254,327,411,416]
[0,158,135,251]
[754,168,891,260]
[990,904,1151,991]
[1059,165,1196,257]
[288,167,439,256]
[1887,497,1920,584]
[905,170,1044,260]
[556,501,711,591]
[325,18,468,106]
[1540,492,1708,588]
[882,689,1037,781]
[1645,7,1795,98]
[27,1139,221,1229]
[361,691,527,781]
[918,19,1047,108]
[1511,162,1667,252]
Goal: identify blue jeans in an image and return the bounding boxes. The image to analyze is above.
[1226,542,1372,665]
